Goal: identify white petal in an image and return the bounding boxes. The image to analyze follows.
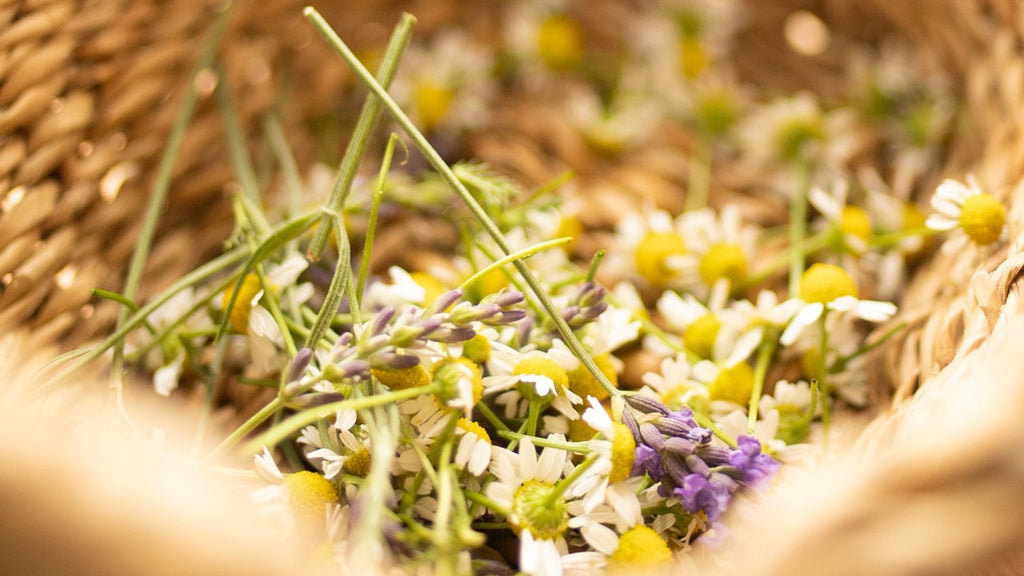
[537,444,567,484]
[780,302,823,346]
[581,522,620,556]
[518,438,538,481]
[853,300,898,322]
[153,354,184,397]
[582,396,613,436]
[926,214,958,231]
[606,482,642,526]
[469,441,493,476]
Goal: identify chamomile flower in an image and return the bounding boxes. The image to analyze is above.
[486,436,573,576]
[809,179,874,256]
[484,349,583,419]
[504,0,586,81]
[391,30,495,135]
[252,447,340,535]
[665,206,757,299]
[656,289,761,367]
[571,396,639,511]
[926,174,1007,247]
[779,263,897,347]
[603,206,689,290]
[299,409,367,480]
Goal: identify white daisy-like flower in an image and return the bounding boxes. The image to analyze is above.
[672,205,759,299]
[926,174,1007,248]
[809,179,873,256]
[504,0,585,85]
[391,30,495,135]
[361,266,428,311]
[486,435,574,576]
[779,263,897,347]
[602,205,689,289]
[570,396,638,512]
[483,349,583,419]
[300,409,365,480]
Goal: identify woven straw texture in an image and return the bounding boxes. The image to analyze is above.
[3,0,1024,574]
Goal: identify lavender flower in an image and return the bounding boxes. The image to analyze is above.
[728,435,781,488]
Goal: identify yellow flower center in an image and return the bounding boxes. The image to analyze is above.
[634,231,687,287]
[707,362,754,405]
[683,313,722,359]
[608,525,673,569]
[568,353,618,402]
[461,333,492,364]
[537,13,583,71]
[409,271,450,309]
[839,205,873,251]
[514,357,569,394]
[798,263,858,303]
[372,364,431,390]
[413,78,453,133]
[676,36,708,79]
[698,243,748,287]
[283,470,338,524]
[609,421,636,483]
[958,193,1006,245]
[223,273,263,334]
[456,417,492,445]
[511,480,569,539]
[342,446,371,478]
[659,384,690,411]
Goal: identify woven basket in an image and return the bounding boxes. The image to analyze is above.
[3,0,1024,574]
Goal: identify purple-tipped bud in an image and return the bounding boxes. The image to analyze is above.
[489,309,526,325]
[698,446,732,467]
[428,326,477,343]
[652,417,691,438]
[664,436,697,456]
[369,306,395,336]
[427,289,463,315]
[561,305,580,323]
[515,317,533,347]
[391,317,441,348]
[291,392,348,408]
[577,301,608,323]
[662,453,690,487]
[620,406,641,443]
[370,353,420,370]
[631,444,663,481]
[626,393,670,415]
[684,454,712,478]
[577,282,607,308]
[639,423,665,452]
[449,303,500,324]
[286,347,314,384]
[485,290,525,308]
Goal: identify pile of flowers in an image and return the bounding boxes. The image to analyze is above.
[56,1,1012,575]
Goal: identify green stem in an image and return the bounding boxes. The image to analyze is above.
[747,331,778,433]
[356,134,401,304]
[458,237,572,292]
[586,249,605,283]
[303,7,619,399]
[110,4,232,417]
[240,381,441,455]
[496,430,590,453]
[308,12,415,261]
[305,214,351,350]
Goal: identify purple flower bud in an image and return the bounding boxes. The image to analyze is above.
[370,353,420,369]
[428,326,477,343]
[286,347,314,383]
[684,454,712,478]
[486,290,525,308]
[639,423,665,452]
[370,306,395,335]
[515,317,533,347]
[427,289,463,315]
[561,305,581,323]
[698,446,732,467]
[290,392,348,408]
[620,407,641,443]
[626,393,670,416]
[664,436,697,456]
[662,453,690,487]
[489,309,526,325]
[577,282,607,307]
